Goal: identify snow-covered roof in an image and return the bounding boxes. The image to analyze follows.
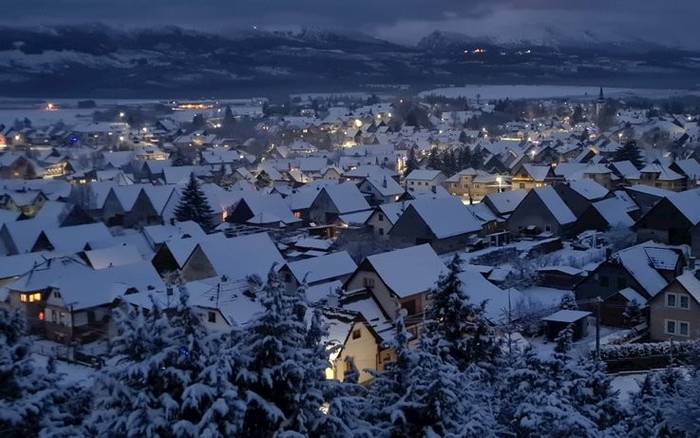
[363,175,403,197]
[522,164,551,181]
[195,232,285,282]
[673,159,700,180]
[533,186,576,225]
[237,192,301,225]
[142,221,206,249]
[285,251,357,285]
[618,288,647,306]
[407,196,482,238]
[406,169,443,181]
[484,190,527,215]
[319,183,370,214]
[568,179,609,201]
[83,245,143,270]
[542,309,591,323]
[673,271,700,304]
[593,198,635,227]
[458,270,523,324]
[41,223,113,254]
[666,188,700,225]
[614,242,682,297]
[365,244,446,298]
[609,161,641,180]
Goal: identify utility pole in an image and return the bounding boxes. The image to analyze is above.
[595,296,603,361]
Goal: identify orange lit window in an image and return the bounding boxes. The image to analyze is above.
[20,294,27,303]
[38,311,45,321]
[28,293,41,302]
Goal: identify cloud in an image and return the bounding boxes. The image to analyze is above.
[1,0,699,48]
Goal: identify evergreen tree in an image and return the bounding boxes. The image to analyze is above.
[221,106,236,136]
[427,147,441,171]
[470,148,485,170]
[237,270,332,436]
[85,294,233,437]
[174,173,216,232]
[404,147,419,177]
[0,308,58,437]
[192,114,206,130]
[559,292,578,310]
[458,146,472,170]
[623,368,684,437]
[568,359,623,431]
[571,105,585,125]
[424,254,499,370]
[613,140,645,168]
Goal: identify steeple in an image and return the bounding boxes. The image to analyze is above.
[598,87,605,103]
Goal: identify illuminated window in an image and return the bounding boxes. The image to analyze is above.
[29,293,41,302]
[20,294,27,303]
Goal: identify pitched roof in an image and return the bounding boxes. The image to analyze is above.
[319,183,370,214]
[483,190,527,215]
[365,244,446,298]
[568,179,609,201]
[195,232,285,282]
[407,196,482,238]
[532,186,577,225]
[406,169,443,181]
[286,251,357,284]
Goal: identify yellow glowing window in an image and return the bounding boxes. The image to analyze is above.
[20,294,27,303]
[28,293,41,302]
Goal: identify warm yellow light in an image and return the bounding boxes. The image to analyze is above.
[354,119,363,128]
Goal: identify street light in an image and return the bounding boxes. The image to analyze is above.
[496,176,503,192]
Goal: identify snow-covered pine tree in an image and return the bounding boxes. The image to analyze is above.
[174,173,216,232]
[612,140,644,168]
[86,293,226,437]
[567,358,623,432]
[403,147,419,177]
[559,292,578,310]
[0,307,57,436]
[623,368,684,437]
[237,269,330,436]
[424,253,499,370]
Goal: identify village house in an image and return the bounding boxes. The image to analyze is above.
[443,168,509,201]
[649,270,700,341]
[510,164,558,190]
[634,188,700,253]
[278,250,357,291]
[357,175,403,205]
[343,244,446,331]
[365,202,407,239]
[307,182,371,225]
[389,196,482,253]
[506,186,577,237]
[637,162,686,192]
[405,169,446,193]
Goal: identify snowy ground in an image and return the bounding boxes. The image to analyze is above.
[32,354,97,387]
[610,373,646,405]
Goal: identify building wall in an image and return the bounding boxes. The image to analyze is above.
[506,192,565,236]
[650,282,700,341]
[308,190,339,224]
[180,248,218,282]
[574,261,644,302]
[334,321,380,383]
[345,270,398,320]
[366,210,394,240]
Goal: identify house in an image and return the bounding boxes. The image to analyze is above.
[32,222,113,254]
[389,197,482,253]
[443,168,508,201]
[357,176,403,205]
[601,287,647,327]
[278,251,357,291]
[405,169,446,193]
[482,190,527,219]
[649,271,700,341]
[670,158,700,187]
[575,242,686,319]
[179,232,285,283]
[307,183,371,225]
[624,185,673,215]
[635,188,700,250]
[343,244,446,329]
[365,202,408,239]
[541,310,591,341]
[609,160,641,185]
[227,192,301,228]
[637,162,686,192]
[510,164,558,190]
[506,186,577,236]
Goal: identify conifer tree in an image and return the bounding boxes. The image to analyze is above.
[424,254,499,370]
[427,147,441,171]
[0,308,57,436]
[237,270,331,436]
[404,147,419,177]
[174,173,216,232]
[613,140,645,168]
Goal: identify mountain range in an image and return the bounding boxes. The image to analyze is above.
[0,26,698,98]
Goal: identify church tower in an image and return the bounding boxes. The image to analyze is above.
[595,87,606,117]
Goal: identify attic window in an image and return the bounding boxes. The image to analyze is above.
[352,329,361,340]
[208,312,216,323]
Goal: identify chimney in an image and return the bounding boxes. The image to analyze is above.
[382,176,388,188]
[687,256,696,273]
[431,185,437,194]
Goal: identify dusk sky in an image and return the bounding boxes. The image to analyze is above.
[4,0,700,47]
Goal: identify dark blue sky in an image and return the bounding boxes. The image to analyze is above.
[4,0,699,47]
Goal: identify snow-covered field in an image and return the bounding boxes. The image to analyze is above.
[419,84,700,101]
